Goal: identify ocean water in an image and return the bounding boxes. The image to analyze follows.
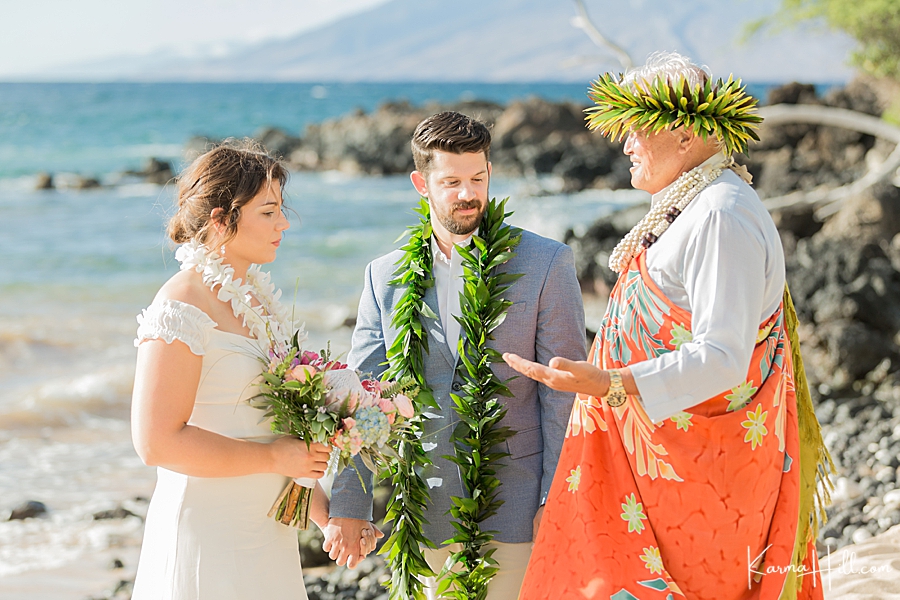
[0,82,646,581]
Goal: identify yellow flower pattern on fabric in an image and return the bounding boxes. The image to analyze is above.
[725,381,758,412]
[640,546,664,574]
[742,404,768,450]
[567,465,582,492]
[757,321,775,343]
[620,493,647,534]
[670,322,692,350]
[670,412,693,432]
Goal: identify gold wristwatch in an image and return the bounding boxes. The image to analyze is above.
[604,369,627,407]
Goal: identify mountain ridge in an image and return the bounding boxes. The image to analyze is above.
[34,0,856,83]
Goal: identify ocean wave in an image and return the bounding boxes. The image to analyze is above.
[0,311,355,430]
[0,174,45,196]
[0,364,135,429]
[0,329,78,351]
[505,187,647,241]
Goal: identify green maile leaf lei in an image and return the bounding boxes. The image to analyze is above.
[379,197,522,600]
[380,198,439,600]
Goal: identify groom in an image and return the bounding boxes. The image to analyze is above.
[323,111,586,599]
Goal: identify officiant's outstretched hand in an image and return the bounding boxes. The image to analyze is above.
[502,353,640,398]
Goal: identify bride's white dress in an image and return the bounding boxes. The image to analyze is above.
[132,299,308,600]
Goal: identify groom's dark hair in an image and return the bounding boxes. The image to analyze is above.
[411,111,491,174]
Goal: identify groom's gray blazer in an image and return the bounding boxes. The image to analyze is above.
[330,228,586,545]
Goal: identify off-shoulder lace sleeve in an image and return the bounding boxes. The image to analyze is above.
[134,299,218,356]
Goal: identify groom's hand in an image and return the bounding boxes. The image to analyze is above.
[322,517,382,569]
[503,353,609,397]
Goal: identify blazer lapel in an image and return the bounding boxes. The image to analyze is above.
[423,284,457,368]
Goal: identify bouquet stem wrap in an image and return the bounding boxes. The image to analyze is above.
[268,477,317,529]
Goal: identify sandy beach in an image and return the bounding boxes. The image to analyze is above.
[0,544,141,600]
[819,525,900,597]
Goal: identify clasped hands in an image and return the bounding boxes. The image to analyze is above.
[322,517,384,569]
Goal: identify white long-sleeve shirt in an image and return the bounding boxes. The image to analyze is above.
[431,234,472,358]
[630,153,786,423]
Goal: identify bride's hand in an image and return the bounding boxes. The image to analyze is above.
[268,438,331,479]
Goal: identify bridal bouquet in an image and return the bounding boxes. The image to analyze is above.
[251,333,418,529]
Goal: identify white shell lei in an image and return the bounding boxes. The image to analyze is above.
[608,156,733,273]
[174,239,301,346]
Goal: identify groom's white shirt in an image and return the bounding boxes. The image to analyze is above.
[431,234,473,359]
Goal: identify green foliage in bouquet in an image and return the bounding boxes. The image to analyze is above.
[585,72,763,155]
[253,336,342,445]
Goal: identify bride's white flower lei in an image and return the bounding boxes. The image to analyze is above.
[174,239,301,347]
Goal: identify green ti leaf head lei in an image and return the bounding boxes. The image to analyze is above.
[379,196,522,600]
[585,72,764,155]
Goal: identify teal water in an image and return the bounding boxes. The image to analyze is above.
[0,82,596,178]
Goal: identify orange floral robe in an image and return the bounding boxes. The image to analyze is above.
[520,251,822,600]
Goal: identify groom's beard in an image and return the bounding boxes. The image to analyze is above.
[436,199,487,235]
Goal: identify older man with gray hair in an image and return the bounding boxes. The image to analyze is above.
[504,52,829,599]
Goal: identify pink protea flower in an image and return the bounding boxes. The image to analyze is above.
[342,417,357,430]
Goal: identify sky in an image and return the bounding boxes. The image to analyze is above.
[0,0,389,77]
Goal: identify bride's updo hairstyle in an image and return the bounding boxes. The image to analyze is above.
[168,139,288,245]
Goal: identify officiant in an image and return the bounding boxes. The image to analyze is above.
[504,51,831,599]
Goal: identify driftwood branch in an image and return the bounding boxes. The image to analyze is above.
[571,0,633,71]
[758,104,900,218]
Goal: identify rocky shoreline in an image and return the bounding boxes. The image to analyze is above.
[46,78,891,197]
[211,95,636,194]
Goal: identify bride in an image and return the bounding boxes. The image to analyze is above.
[130,141,375,599]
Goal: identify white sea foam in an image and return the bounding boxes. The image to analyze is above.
[504,187,647,241]
[0,364,135,428]
[0,175,42,196]
[0,501,145,577]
